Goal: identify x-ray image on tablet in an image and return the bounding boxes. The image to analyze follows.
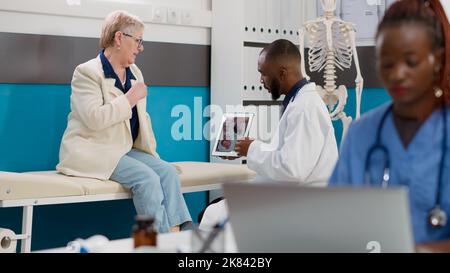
[212,113,254,157]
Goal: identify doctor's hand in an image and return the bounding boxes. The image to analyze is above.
[235,137,254,157]
[219,156,239,160]
[126,82,148,107]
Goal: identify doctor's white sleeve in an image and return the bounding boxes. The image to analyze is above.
[246,109,326,183]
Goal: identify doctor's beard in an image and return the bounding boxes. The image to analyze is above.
[270,78,281,100]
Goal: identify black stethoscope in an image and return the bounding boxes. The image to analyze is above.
[364,104,448,228]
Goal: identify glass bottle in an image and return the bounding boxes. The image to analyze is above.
[132,215,157,248]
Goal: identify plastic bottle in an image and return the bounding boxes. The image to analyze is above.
[132,215,157,248]
[66,235,109,253]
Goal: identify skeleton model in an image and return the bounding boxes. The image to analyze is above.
[299,0,364,141]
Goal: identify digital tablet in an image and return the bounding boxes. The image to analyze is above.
[211,113,254,157]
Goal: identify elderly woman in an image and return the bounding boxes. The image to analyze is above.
[57,10,192,233]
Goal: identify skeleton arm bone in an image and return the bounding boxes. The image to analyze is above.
[299,26,310,81]
[348,27,364,119]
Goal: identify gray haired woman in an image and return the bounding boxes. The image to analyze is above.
[57,10,192,233]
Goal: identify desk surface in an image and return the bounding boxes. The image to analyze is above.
[36,228,238,253]
[37,230,450,253]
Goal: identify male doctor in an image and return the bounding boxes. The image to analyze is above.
[236,39,338,184]
[199,39,338,227]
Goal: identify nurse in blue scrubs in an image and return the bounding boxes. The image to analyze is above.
[329,0,450,244]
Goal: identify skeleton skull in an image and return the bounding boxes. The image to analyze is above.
[320,0,337,13]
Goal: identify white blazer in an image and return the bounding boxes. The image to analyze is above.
[247,83,338,186]
[57,56,159,180]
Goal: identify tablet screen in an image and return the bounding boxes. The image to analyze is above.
[212,113,254,157]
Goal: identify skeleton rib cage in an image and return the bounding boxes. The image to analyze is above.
[300,14,364,143]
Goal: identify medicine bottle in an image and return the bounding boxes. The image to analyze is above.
[132,215,157,248]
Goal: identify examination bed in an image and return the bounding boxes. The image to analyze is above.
[0,161,256,252]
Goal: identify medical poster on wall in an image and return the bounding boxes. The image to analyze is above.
[316,0,391,44]
[386,0,397,9]
[341,0,382,42]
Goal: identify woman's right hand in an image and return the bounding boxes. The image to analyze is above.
[126,82,148,107]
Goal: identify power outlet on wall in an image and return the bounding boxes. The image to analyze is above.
[152,7,167,23]
[181,10,193,25]
[167,8,179,24]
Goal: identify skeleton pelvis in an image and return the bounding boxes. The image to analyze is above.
[316,85,348,118]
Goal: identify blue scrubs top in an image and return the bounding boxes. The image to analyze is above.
[329,103,450,243]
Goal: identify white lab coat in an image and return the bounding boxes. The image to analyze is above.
[247,82,338,186]
[200,82,339,229]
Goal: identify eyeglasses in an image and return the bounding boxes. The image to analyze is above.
[122,32,144,47]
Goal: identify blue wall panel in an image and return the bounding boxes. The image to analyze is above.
[0,83,389,250]
[332,88,391,145]
[147,86,210,162]
[0,84,70,172]
[0,84,209,250]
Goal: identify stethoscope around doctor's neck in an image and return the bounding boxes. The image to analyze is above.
[364,104,448,228]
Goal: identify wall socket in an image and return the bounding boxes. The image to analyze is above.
[167,8,179,24]
[181,10,193,25]
[152,7,167,23]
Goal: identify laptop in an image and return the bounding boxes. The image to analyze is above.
[223,183,414,253]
